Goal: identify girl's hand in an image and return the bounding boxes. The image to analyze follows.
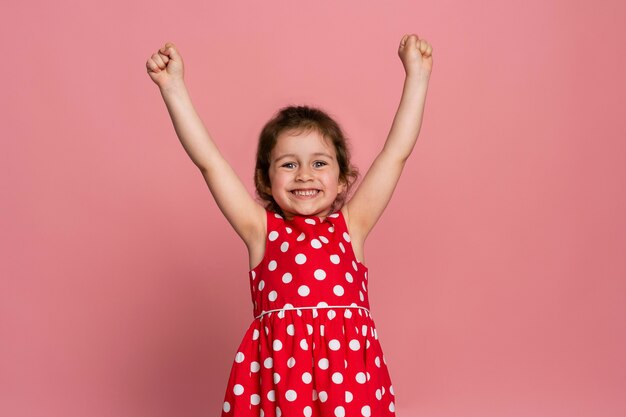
[398,34,433,78]
[146,42,185,89]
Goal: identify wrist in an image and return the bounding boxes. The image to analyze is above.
[404,71,430,83]
[159,78,187,96]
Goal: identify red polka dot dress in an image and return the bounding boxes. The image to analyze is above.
[220,208,396,417]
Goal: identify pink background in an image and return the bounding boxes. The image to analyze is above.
[1,0,625,416]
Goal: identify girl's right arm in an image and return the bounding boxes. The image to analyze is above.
[146,42,265,246]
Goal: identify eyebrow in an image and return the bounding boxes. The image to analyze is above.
[273,152,334,163]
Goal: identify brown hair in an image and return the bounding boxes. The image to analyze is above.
[254,105,360,217]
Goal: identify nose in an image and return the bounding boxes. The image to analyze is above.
[295,165,313,181]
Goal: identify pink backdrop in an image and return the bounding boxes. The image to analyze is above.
[1,0,625,416]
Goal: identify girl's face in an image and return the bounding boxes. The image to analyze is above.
[267,129,346,221]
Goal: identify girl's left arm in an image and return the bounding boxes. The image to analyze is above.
[346,34,433,241]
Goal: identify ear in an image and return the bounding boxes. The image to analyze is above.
[338,177,347,195]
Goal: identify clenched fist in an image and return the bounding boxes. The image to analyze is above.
[398,34,433,78]
[146,42,185,89]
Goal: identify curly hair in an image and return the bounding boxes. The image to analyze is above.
[254,105,360,217]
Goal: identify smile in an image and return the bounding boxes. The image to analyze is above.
[291,189,320,197]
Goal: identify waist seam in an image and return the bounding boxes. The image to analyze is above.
[254,305,370,320]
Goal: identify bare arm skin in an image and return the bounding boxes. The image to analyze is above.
[147,43,265,250]
[344,34,433,251]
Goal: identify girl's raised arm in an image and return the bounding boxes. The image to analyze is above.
[146,43,265,246]
[345,34,433,243]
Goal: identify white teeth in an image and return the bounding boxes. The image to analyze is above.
[293,190,319,196]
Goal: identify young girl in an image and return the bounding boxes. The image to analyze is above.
[146,33,433,417]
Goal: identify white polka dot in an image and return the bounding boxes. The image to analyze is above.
[269,231,279,241]
[332,372,343,384]
[287,357,296,368]
[287,324,295,336]
[268,290,278,302]
[280,241,289,252]
[302,372,312,383]
[349,339,360,350]
[343,232,351,242]
[366,371,371,381]
[268,390,276,401]
[339,242,345,253]
[355,372,366,383]
[251,361,260,372]
[298,285,310,296]
[304,406,312,417]
[333,285,344,296]
[251,271,256,280]
[282,272,292,283]
[251,394,261,405]
[276,405,281,416]
[334,405,345,417]
[330,254,340,264]
[233,384,244,395]
[353,261,358,271]
[390,385,394,395]
[327,309,336,320]
[329,339,341,350]
[264,357,273,368]
[285,226,292,234]
[317,301,329,308]
[223,401,231,412]
[297,232,306,241]
[268,260,277,271]
[345,390,353,403]
[362,325,368,336]
[361,405,371,416]
[300,339,309,350]
[375,356,381,367]
[312,389,318,401]
[235,352,245,363]
[328,226,335,232]
[319,391,328,402]
[305,218,316,225]
[314,269,326,280]
[258,280,265,291]
[318,358,329,369]
[344,309,352,318]
[389,401,395,412]
[273,340,283,351]
[319,235,329,244]
[307,324,314,335]
[310,238,322,249]
[286,389,297,401]
[345,272,353,283]
[359,291,364,301]
[295,253,307,264]
[273,372,281,384]
[375,388,382,400]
